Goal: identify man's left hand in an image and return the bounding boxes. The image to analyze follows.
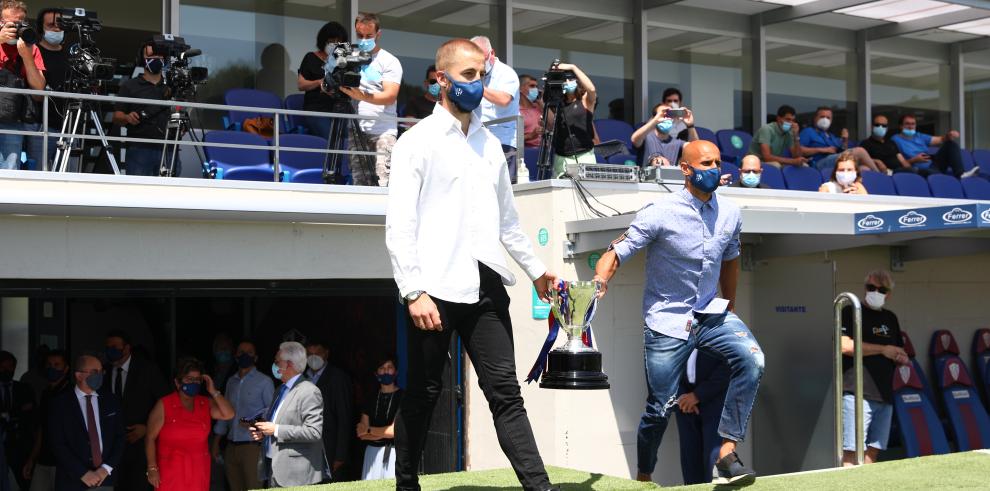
[15,37,31,59]
[946,130,960,141]
[339,86,365,102]
[682,108,694,127]
[253,421,276,436]
[533,272,559,303]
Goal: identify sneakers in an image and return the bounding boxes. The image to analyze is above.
[961,165,980,179]
[712,451,756,486]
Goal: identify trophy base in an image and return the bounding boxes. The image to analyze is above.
[540,350,610,390]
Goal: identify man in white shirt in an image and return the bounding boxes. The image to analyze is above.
[386,38,559,491]
[340,12,403,187]
[470,36,520,183]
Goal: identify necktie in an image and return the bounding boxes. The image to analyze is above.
[85,395,103,468]
[264,384,289,455]
[114,367,123,396]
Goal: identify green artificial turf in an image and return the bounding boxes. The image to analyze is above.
[270,450,990,490]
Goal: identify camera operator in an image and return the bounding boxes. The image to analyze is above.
[0,0,46,170]
[470,36,519,183]
[297,21,348,139]
[111,40,169,176]
[25,7,66,166]
[338,12,402,187]
[549,62,595,178]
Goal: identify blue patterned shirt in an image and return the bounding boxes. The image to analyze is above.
[611,187,742,340]
[213,366,274,442]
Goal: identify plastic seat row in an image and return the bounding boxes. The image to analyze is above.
[202,130,348,184]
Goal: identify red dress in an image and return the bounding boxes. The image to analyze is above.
[156,392,211,491]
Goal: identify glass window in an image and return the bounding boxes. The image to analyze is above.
[647,5,751,134]
[513,7,634,123]
[964,48,990,150]
[870,37,952,137]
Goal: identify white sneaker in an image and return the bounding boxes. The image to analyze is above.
[961,165,980,179]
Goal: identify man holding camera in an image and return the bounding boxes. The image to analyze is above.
[631,103,697,168]
[470,36,519,183]
[0,0,46,170]
[339,12,401,187]
[112,41,170,176]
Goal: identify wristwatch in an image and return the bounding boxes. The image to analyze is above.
[404,290,426,303]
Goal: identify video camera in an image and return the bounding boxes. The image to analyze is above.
[322,42,372,95]
[540,59,574,106]
[58,9,115,89]
[151,34,208,101]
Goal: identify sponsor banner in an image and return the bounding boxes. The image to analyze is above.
[855,204,990,234]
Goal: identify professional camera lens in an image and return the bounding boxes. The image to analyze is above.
[15,22,37,45]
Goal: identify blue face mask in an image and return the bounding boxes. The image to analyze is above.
[236,353,255,369]
[271,363,282,380]
[740,172,761,188]
[873,125,887,139]
[445,74,485,113]
[902,128,916,137]
[526,87,539,102]
[656,119,674,134]
[86,372,104,391]
[357,37,376,52]
[780,121,792,133]
[377,373,396,385]
[689,165,722,193]
[105,347,124,363]
[180,382,200,397]
[46,367,66,383]
[44,30,63,45]
[562,80,578,94]
[427,82,441,98]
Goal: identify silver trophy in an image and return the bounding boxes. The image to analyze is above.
[540,280,610,390]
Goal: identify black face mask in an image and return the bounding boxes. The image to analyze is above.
[144,58,164,75]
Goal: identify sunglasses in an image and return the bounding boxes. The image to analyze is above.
[873,124,887,128]
[865,284,889,294]
[427,79,437,84]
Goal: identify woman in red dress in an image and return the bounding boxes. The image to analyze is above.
[145,357,235,491]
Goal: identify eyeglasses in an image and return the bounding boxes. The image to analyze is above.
[865,284,889,294]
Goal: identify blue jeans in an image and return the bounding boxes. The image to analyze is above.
[25,124,58,170]
[0,121,24,169]
[637,312,765,475]
[126,144,164,176]
[842,394,893,451]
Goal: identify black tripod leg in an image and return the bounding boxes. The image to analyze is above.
[323,116,345,184]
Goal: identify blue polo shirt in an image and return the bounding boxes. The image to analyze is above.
[799,127,844,166]
[891,133,934,169]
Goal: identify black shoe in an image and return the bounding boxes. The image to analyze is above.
[712,451,756,486]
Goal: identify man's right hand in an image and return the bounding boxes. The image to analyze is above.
[408,294,442,331]
[882,345,909,365]
[592,275,608,298]
[0,24,16,45]
[81,470,102,487]
[789,156,808,166]
[910,153,930,164]
[124,112,141,126]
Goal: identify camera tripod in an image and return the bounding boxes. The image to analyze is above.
[323,99,374,185]
[52,100,121,174]
[158,108,195,177]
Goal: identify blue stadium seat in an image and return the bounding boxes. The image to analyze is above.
[961,177,990,200]
[930,329,962,391]
[760,165,785,190]
[715,130,751,165]
[820,167,833,182]
[283,93,307,134]
[972,149,990,179]
[606,153,637,165]
[694,126,717,145]
[203,130,277,181]
[973,328,990,406]
[223,166,279,182]
[937,355,990,451]
[902,331,937,407]
[892,363,950,457]
[782,165,822,191]
[927,174,965,199]
[847,139,859,148]
[892,172,932,197]
[960,149,977,174]
[593,119,636,154]
[860,171,896,196]
[277,134,329,183]
[223,88,283,131]
[720,161,739,184]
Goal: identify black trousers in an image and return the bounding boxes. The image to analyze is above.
[394,264,550,491]
[892,139,965,177]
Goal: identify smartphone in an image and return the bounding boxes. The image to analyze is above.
[665,108,686,118]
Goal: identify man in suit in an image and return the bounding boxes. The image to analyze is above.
[101,330,168,491]
[674,350,731,485]
[49,354,125,490]
[305,340,353,482]
[0,350,35,490]
[250,341,324,488]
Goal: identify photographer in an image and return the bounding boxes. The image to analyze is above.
[631,102,697,168]
[112,40,169,176]
[339,12,402,187]
[25,7,66,166]
[549,62,595,178]
[0,0,46,170]
[296,21,348,139]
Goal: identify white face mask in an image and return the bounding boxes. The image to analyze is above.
[668,102,680,109]
[835,170,857,187]
[816,117,831,131]
[306,354,325,372]
[864,291,886,310]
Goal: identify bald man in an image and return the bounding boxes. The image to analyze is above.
[386,38,559,491]
[594,140,764,486]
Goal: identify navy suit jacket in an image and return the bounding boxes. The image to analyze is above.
[48,389,125,491]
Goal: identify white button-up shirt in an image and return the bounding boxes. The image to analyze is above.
[386,104,545,304]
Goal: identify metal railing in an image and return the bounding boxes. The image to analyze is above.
[833,292,864,467]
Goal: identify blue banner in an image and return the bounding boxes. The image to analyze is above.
[855,204,990,235]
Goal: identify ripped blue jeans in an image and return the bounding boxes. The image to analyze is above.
[637,312,765,475]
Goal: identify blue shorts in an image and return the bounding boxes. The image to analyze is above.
[842,393,893,451]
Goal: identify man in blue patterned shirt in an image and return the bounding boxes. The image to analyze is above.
[594,140,764,486]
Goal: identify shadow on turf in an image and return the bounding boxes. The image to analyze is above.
[443,472,606,490]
